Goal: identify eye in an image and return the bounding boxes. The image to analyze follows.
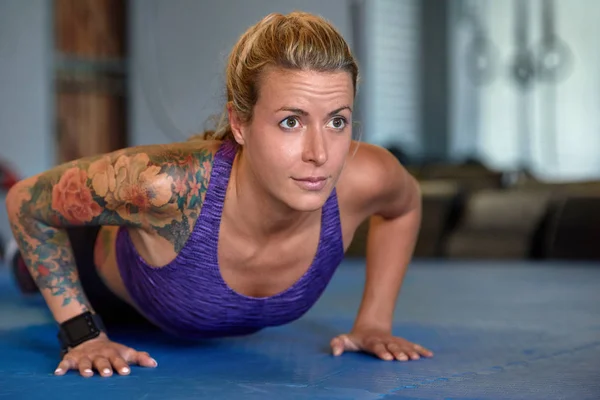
[327,117,347,130]
[279,117,300,130]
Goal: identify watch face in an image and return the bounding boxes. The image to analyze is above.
[65,316,97,343]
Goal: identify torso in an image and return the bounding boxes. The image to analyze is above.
[92,139,369,318]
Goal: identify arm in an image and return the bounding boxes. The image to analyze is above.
[331,143,432,361]
[6,145,212,324]
[5,144,213,376]
[353,163,421,333]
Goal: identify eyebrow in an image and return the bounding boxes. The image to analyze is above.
[276,105,353,117]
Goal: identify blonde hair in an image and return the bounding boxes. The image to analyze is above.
[198,11,359,141]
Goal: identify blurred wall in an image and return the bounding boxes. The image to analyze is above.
[450,0,600,181]
[0,0,53,245]
[128,0,354,146]
[0,0,54,178]
[361,0,422,155]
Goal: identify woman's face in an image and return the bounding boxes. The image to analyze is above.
[231,67,354,212]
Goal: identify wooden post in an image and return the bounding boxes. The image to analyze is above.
[54,0,128,164]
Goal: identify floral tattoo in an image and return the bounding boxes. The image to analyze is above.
[9,144,214,309]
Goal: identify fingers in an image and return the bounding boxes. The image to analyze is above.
[385,342,433,362]
[330,334,360,357]
[330,333,433,363]
[54,348,157,377]
[54,358,73,376]
[77,357,94,378]
[93,357,113,377]
[370,341,394,361]
[109,350,158,376]
[109,355,131,376]
[331,335,396,361]
[127,351,158,368]
[413,343,434,357]
[330,337,345,357]
[386,343,410,361]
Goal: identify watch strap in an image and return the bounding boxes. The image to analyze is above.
[57,311,106,356]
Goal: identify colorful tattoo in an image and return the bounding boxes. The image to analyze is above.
[8,144,214,308]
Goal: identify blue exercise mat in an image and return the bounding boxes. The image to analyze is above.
[1,259,598,399]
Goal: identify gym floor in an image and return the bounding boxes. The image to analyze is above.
[1,259,599,399]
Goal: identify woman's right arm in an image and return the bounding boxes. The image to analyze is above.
[5,143,213,376]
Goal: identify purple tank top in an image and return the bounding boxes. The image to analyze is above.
[115,139,345,339]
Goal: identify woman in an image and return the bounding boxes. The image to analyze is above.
[5,11,431,378]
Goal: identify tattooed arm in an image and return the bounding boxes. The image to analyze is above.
[5,144,214,324]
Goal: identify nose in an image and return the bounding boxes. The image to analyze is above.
[302,127,328,166]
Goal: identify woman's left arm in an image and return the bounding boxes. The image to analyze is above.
[331,144,433,361]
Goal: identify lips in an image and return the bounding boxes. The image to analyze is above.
[292,176,328,191]
[294,176,326,183]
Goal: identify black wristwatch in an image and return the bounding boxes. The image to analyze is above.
[57,311,106,357]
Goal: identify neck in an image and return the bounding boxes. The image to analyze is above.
[225,151,316,240]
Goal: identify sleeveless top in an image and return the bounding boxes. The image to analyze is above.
[114,139,345,339]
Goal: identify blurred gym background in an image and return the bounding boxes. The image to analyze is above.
[1,0,598,262]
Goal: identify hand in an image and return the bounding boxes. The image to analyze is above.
[54,333,158,377]
[330,328,433,361]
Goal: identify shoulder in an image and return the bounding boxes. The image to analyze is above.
[6,138,227,251]
[129,138,221,169]
[336,141,420,219]
[119,139,223,211]
[91,139,224,249]
[70,139,222,228]
[88,139,221,202]
[133,139,221,187]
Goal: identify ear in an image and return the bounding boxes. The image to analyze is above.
[227,102,246,145]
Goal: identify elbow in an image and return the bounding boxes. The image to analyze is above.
[408,173,421,202]
[400,170,421,213]
[5,183,19,216]
[410,175,422,211]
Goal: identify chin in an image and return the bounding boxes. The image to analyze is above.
[284,190,332,213]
